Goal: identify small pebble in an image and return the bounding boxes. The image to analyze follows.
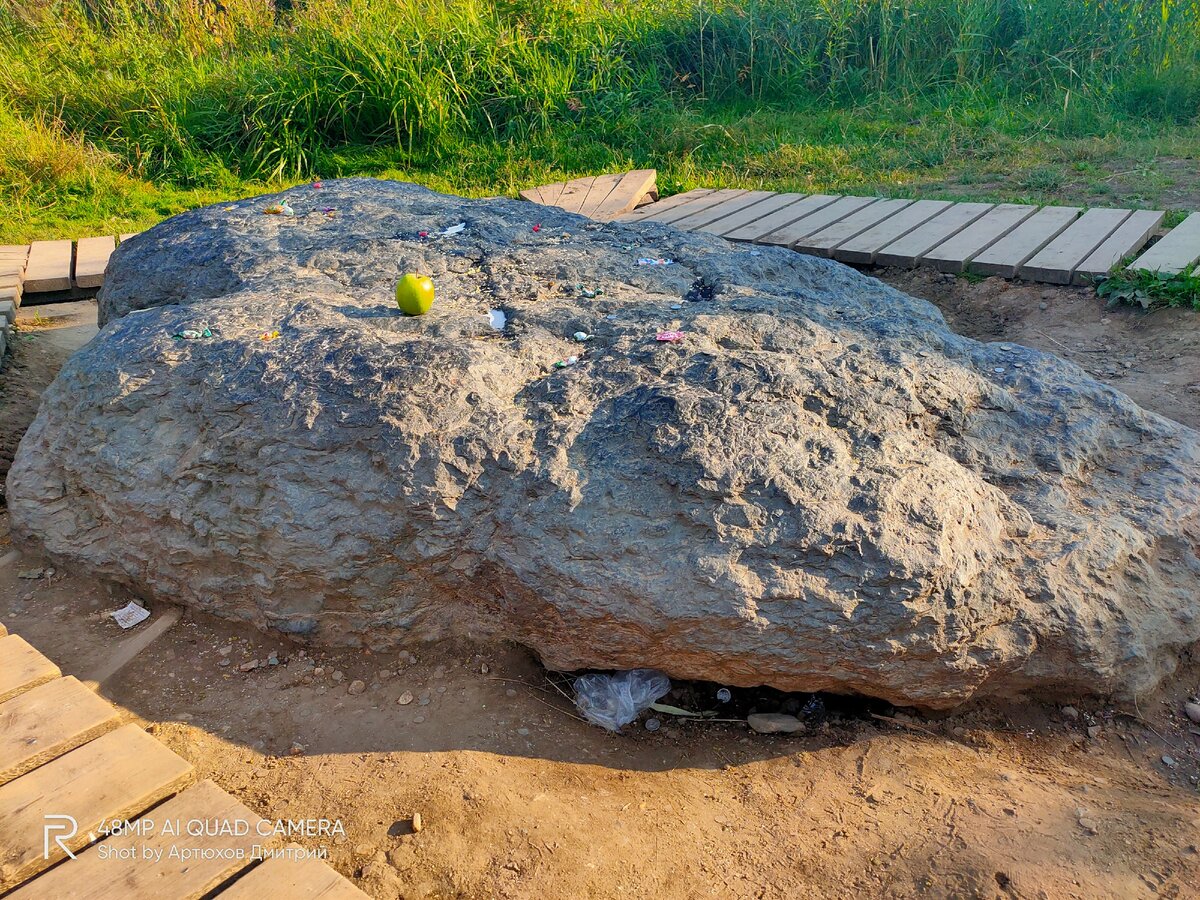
[348,679,366,695]
[411,812,423,833]
[413,715,424,723]
[1184,701,1200,724]
[398,691,414,705]
[1162,755,1177,768]
[645,717,661,732]
[331,671,345,683]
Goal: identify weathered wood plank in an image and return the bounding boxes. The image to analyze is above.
[118,233,139,243]
[834,199,953,264]
[23,240,73,293]
[721,194,840,243]
[1020,208,1132,284]
[874,202,994,267]
[1074,209,1165,284]
[554,176,598,215]
[617,188,715,222]
[10,781,270,900]
[922,204,1039,273]
[969,206,1081,278]
[755,196,877,247]
[589,169,657,221]
[0,676,121,786]
[217,850,371,899]
[0,635,61,704]
[518,186,546,204]
[73,236,116,289]
[0,723,194,891]
[696,192,805,236]
[576,173,624,219]
[668,191,777,232]
[636,189,749,226]
[795,199,913,257]
[1128,212,1200,275]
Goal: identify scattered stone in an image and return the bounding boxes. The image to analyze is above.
[398,691,414,705]
[1078,816,1099,835]
[1061,705,1080,720]
[267,652,279,666]
[217,645,233,656]
[411,813,423,833]
[331,671,345,683]
[1162,755,1177,768]
[413,715,425,723]
[747,713,804,735]
[645,717,661,732]
[348,679,366,695]
[505,688,518,698]
[517,728,530,736]
[218,659,231,668]
[1184,701,1200,725]
[288,742,306,756]
[1087,724,1102,739]
[313,667,325,677]
[379,669,392,680]
[238,660,260,672]
[17,568,44,580]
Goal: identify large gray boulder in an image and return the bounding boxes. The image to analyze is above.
[8,179,1200,708]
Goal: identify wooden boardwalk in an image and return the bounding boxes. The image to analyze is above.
[0,620,368,899]
[521,173,1200,286]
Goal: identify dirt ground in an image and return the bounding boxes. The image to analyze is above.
[2,287,1199,900]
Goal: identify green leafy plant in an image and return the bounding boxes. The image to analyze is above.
[1095,269,1200,311]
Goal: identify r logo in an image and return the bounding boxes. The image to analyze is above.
[43,814,78,860]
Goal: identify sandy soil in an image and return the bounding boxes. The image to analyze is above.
[1,288,1199,900]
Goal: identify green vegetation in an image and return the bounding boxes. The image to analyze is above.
[1096,268,1200,310]
[1,0,1198,242]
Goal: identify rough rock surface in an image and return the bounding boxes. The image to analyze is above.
[9,178,1200,708]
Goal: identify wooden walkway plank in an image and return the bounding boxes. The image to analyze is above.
[0,676,121,786]
[0,635,61,704]
[10,781,271,900]
[833,199,954,264]
[1128,212,1200,275]
[518,185,547,204]
[922,204,1039,273]
[553,176,598,215]
[636,189,750,226]
[696,192,806,236]
[217,849,371,899]
[22,240,73,293]
[118,233,139,243]
[1020,208,1133,284]
[667,190,778,232]
[73,236,116,289]
[589,169,657,221]
[576,173,624,219]
[616,188,715,223]
[795,198,913,257]
[1074,210,1166,284]
[755,196,878,248]
[969,206,1081,278]
[874,202,994,267]
[722,194,840,243]
[0,723,194,890]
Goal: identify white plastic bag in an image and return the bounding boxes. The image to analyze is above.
[573,669,671,731]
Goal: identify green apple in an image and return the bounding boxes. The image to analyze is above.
[396,273,435,315]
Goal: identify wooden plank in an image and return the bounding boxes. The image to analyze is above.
[217,850,370,899]
[518,186,547,204]
[922,204,1039,273]
[617,189,716,223]
[637,189,750,226]
[834,199,954,264]
[576,173,624,219]
[1020,208,1132,283]
[0,635,61,704]
[722,194,840,242]
[0,677,121,786]
[589,169,657,221]
[697,192,806,236]
[118,233,139,243]
[0,723,194,890]
[72,236,116,289]
[553,176,598,215]
[1073,210,1165,284]
[668,191,778,232]
[1129,212,1200,275]
[969,206,1081,278]
[22,240,73,293]
[755,195,878,248]
[874,203,994,267]
[10,781,270,900]
[795,199,914,257]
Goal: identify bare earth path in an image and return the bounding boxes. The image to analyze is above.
[1,287,1198,900]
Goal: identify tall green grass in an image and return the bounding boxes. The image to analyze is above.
[0,0,1197,239]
